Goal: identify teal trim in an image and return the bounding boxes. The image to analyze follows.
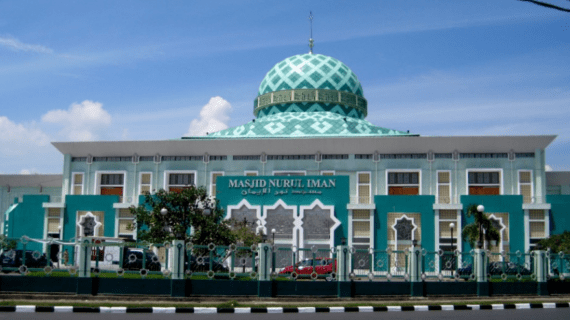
[217,176,349,246]
[460,195,524,253]
[208,111,413,139]
[373,195,436,252]
[64,195,120,240]
[5,195,49,251]
[547,195,570,235]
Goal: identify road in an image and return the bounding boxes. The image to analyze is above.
[1,308,569,320]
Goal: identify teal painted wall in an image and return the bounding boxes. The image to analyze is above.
[63,195,119,241]
[460,195,524,253]
[216,176,350,245]
[546,195,570,235]
[6,195,50,251]
[373,195,436,252]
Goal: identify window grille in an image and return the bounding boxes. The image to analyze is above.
[460,153,508,159]
[161,156,204,161]
[169,174,194,186]
[322,154,348,160]
[355,154,373,159]
[93,157,132,162]
[435,153,452,159]
[209,156,227,161]
[380,154,427,159]
[515,153,535,158]
[139,156,154,161]
[71,157,87,162]
[101,174,124,185]
[234,155,261,161]
[267,155,315,160]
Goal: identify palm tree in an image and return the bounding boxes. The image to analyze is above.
[461,204,501,249]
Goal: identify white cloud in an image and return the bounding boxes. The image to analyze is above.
[185,97,232,137]
[0,116,50,148]
[42,100,112,141]
[0,35,53,54]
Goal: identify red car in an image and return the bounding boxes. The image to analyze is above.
[279,258,336,276]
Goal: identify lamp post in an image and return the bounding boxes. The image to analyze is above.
[476,205,485,249]
[271,228,276,244]
[449,222,455,252]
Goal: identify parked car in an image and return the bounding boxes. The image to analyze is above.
[279,258,336,275]
[122,250,161,271]
[186,255,229,273]
[0,250,51,271]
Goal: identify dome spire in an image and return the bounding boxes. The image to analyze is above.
[308,11,314,54]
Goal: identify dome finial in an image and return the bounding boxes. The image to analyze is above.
[308,11,314,54]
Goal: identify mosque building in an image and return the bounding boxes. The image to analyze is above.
[2,42,570,261]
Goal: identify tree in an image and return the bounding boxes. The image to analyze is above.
[461,204,501,249]
[129,186,236,246]
[518,0,570,13]
[537,231,570,253]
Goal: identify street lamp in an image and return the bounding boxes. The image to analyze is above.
[271,228,276,244]
[449,222,455,252]
[160,208,168,216]
[476,205,485,249]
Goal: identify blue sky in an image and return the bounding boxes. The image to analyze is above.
[0,0,569,174]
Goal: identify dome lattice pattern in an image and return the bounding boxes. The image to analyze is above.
[258,54,364,97]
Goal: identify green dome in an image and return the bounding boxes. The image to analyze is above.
[258,54,364,97]
[254,54,368,119]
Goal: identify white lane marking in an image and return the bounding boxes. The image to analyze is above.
[267,307,283,313]
[153,307,176,313]
[15,306,35,313]
[234,308,251,314]
[358,306,373,312]
[299,307,316,313]
[54,306,73,312]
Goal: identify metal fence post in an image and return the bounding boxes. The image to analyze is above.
[171,240,184,280]
[474,248,489,296]
[78,239,90,278]
[337,245,351,298]
[258,243,273,297]
[409,245,423,296]
[534,249,549,295]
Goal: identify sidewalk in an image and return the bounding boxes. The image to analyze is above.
[1,292,570,307]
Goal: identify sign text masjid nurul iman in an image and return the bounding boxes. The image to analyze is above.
[228,178,337,189]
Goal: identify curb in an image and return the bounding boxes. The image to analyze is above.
[1,303,568,313]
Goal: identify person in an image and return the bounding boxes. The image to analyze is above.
[63,249,69,266]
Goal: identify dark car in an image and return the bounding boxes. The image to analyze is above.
[457,261,532,278]
[122,250,161,271]
[186,255,228,273]
[0,250,51,271]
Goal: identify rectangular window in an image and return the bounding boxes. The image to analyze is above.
[118,208,135,239]
[71,173,84,195]
[387,171,420,195]
[529,210,546,250]
[519,170,533,204]
[357,172,371,204]
[437,171,451,204]
[273,171,306,176]
[47,208,61,234]
[139,172,152,195]
[244,171,258,176]
[166,172,196,192]
[98,172,125,202]
[321,170,335,176]
[210,172,224,198]
[468,170,501,195]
